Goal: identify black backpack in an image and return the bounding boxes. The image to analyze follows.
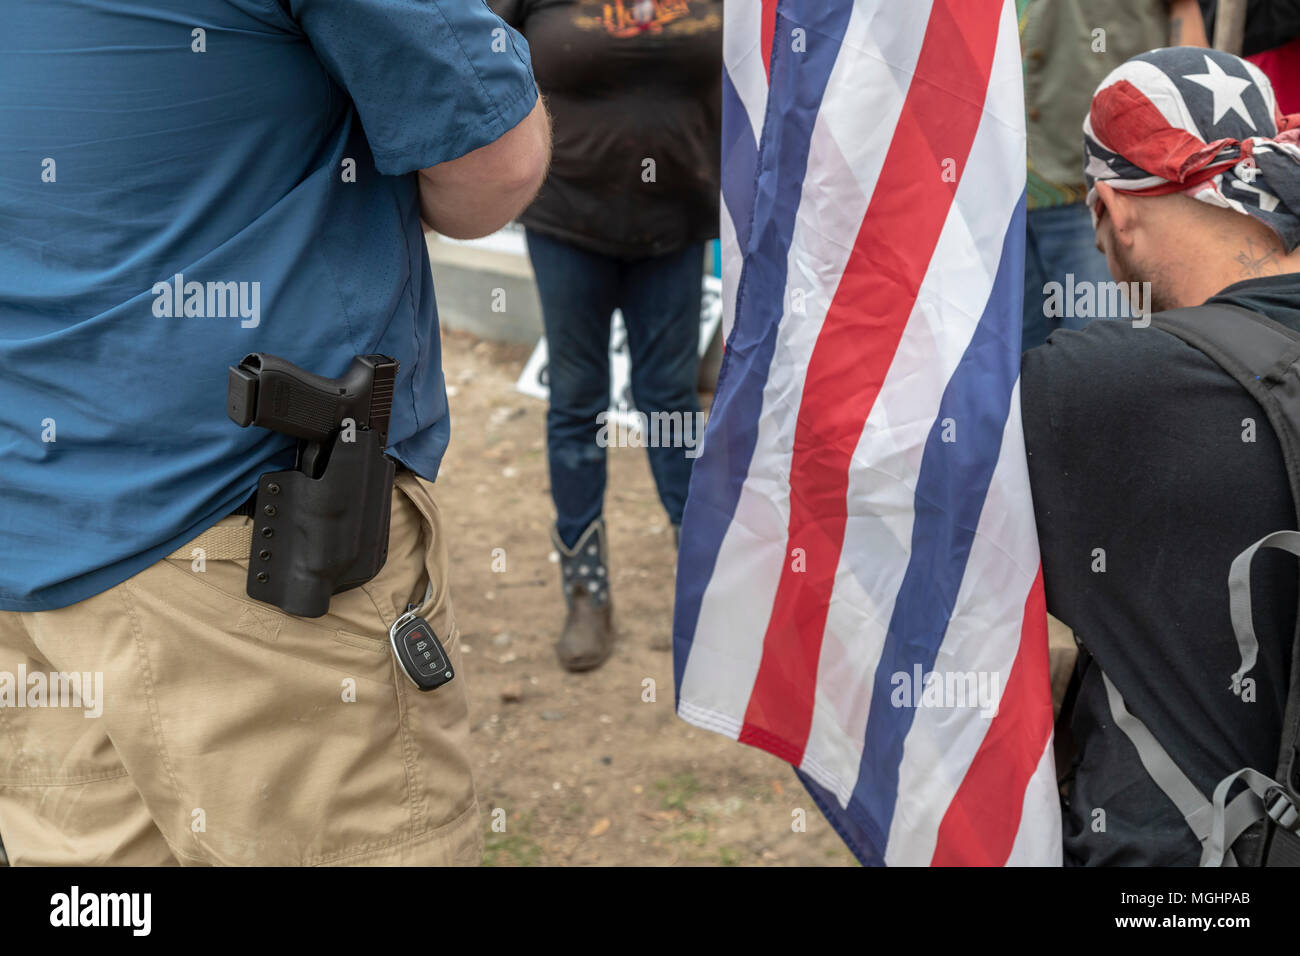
[1086,303,1300,866]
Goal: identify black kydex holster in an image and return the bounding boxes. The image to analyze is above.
[226,352,400,618]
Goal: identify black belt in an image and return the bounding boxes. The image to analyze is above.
[230,491,258,517]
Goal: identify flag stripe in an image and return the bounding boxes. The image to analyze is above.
[676,0,934,733]
[882,386,1047,864]
[738,0,1004,762]
[801,184,1030,860]
[1003,727,1062,865]
[720,68,759,275]
[882,370,1055,864]
[798,6,1025,811]
[719,0,767,337]
[760,0,778,80]
[725,0,771,132]
[676,0,1061,866]
[853,189,1028,845]
[795,763,884,864]
[672,0,855,703]
[930,568,1053,865]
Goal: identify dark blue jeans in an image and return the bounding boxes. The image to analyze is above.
[1021,202,1115,351]
[526,229,704,549]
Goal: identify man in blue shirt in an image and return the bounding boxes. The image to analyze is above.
[0,0,548,865]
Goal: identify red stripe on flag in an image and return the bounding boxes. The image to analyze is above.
[761,0,777,79]
[930,569,1054,866]
[738,0,1004,763]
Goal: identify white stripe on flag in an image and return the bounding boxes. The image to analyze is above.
[724,0,769,145]
[1004,733,1063,866]
[720,198,742,340]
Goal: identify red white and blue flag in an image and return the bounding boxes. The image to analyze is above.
[674,0,1061,866]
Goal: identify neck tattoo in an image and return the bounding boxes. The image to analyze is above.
[1235,236,1283,279]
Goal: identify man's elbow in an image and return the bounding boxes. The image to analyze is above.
[419,97,551,239]
[503,100,550,198]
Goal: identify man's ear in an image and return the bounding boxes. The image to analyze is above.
[1094,181,1136,247]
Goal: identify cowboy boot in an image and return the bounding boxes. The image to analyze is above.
[552,518,615,672]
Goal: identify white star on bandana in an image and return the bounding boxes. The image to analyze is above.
[1084,153,1118,181]
[1185,54,1255,129]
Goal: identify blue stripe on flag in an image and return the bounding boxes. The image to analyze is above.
[720,67,758,259]
[673,0,855,702]
[796,765,884,865]
[842,193,1027,860]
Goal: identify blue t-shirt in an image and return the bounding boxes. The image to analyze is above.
[0,0,537,610]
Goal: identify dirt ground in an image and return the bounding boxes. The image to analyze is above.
[436,329,857,867]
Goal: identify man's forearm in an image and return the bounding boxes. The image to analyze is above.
[418,96,551,239]
[1169,0,1210,46]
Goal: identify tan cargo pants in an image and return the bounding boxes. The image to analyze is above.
[0,472,481,865]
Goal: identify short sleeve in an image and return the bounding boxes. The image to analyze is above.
[284,0,537,174]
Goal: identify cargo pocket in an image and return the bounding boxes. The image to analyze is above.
[371,471,477,851]
[367,471,458,650]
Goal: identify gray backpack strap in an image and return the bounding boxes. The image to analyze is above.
[1152,304,1300,864]
[1101,672,1216,842]
[1102,662,1295,867]
[1227,531,1300,699]
[1203,767,1300,866]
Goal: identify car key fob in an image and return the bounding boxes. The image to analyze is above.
[389,609,455,692]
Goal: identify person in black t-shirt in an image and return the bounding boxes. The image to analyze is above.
[1023,47,1300,863]
[491,0,721,672]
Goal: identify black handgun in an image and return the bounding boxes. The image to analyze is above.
[227,352,400,617]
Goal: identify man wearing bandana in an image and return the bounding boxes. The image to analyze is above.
[1022,47,1300,864]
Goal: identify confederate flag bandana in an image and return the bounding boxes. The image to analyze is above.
[1083,47,1300,251]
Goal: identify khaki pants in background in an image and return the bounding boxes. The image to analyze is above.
[1047,614,1079,721]
[0,472,481,865]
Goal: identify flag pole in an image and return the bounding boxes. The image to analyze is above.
[1213,0,1248,55]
